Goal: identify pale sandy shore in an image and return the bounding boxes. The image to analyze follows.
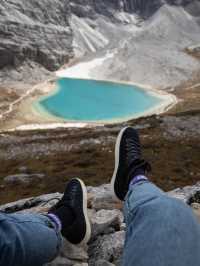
[9,122,100,132]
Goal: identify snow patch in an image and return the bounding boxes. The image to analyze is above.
[56,51,115,79]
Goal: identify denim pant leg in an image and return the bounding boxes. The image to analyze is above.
[123,181,200,266]
[0,212,62,266]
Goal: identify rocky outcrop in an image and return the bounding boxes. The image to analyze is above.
[0,0,73,72]
[1,182,200,265]
[161,115,200,138]
[4,173,45,184]
[186,44,200,56]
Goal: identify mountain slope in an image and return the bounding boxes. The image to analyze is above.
[0,0,200,85]
[88,4,200,88]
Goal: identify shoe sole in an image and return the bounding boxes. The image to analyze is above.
[111,127,130,201]
[76,178,91,245]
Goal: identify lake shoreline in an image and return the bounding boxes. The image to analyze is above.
[32,77,177,126]
[55,54,178,122]
[0,50,180,131]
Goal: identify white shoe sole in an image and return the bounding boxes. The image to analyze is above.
[110,127,130,200]
[76,178,91,245]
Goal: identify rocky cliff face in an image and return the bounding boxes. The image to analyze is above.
[0,0,73,72]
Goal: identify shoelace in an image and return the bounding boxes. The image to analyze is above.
[49,192,74,211]
[126,138,141,164]
[65,186,78,205]
[50,184,80,213]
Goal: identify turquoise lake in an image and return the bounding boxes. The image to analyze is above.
[36,78,163,122]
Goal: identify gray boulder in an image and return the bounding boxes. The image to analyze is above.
[0,192,62,213]
[168,182,200,203]
[88,184,122,211]
[90,209,123,239]
[94,260,115,266]
[186,44,200,55]
[88,231,125,265]
[45,257,76,266]
[191,203,200,222]
[4,173,45,184]
[46,239,88,266]
[60,239,88,261]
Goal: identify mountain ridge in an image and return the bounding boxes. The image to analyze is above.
[0,0,200,84]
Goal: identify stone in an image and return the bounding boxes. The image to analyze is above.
[162,116,200,139]
[168,182,200,203]
[0,192,62,213]
[90,209,123,239]
[88,231,125,265]
[18,166,29,174]
[4,173,45,185]
[189,190,200,204]
[186,44,200,54]
[95,260,115,266]
[60,239,88,261]
[74,264,88,266]
[46,258,89,266]
[45,238,88,266]
[192,203,200,223]
[45,256,75,266]
[191,203,200,210]
[87,208,97,220]
[120,223,126,231]
[88,184,122,211]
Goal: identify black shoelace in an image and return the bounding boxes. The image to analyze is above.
[126,138,141,164]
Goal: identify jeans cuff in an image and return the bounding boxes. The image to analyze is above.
[129,175,148,189]
[47,213,62,232]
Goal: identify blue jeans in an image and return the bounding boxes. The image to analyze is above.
[123,181,200,266]
[0,212,62,266]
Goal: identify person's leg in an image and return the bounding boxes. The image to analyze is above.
[111,127,200,266]
[123,180,200,266]
[0,212,62,266]
[0,178,91,266]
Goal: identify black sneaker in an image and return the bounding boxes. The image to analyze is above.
[49,178,91,245]
[111,127,151,201]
